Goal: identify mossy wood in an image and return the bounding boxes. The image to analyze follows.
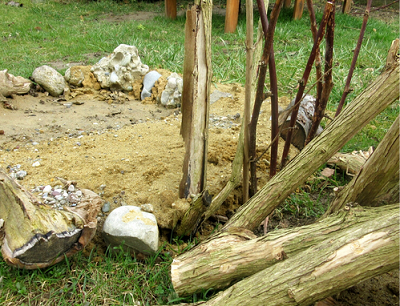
[179,0,212,199]
[0,171,103,269]
[171,205,399,300]
[325,114,399,215]
[222,63,399,232]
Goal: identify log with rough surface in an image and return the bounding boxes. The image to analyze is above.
[172,204,399,297]
[325,115,399,215]
[0,171,103,269]
[172,205,399,305]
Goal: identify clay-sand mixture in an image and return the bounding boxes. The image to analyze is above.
[0,73,295,239]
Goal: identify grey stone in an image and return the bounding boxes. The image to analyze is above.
[210,90,233,104]
[32,65,66,97]
[102,206,158,255]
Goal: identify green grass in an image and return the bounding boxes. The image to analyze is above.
[0,243,207,305]
[0,1,398,304]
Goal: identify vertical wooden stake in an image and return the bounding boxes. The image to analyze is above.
[293,0,305,19]
[165,0,177,19]
[179,1,212,200]
[225,0,240,33]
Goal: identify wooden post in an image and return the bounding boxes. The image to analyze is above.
[293,0,305,19]
[225,0,240,33]
[165,0,177,19]
[179,1,212,199]
[342,0,352,14]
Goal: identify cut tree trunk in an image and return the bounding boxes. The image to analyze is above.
[324,114,399,215]
[279,95,323,150]
[171,204,399,304]
[179,0,212,199]
[0,171,103,269]
[222,62,399,232]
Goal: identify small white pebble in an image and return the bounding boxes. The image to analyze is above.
[43,185,52,193]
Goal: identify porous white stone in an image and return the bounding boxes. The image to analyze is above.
[91,44,149,92]
[160,73,182,108]
[103,206,158,255]
[31,65,66,97]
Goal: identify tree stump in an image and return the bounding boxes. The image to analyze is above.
[0,171,103,269]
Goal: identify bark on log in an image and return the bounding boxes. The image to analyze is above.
[324,115,399,215]
[222,63,399,232]
[279,95,323,150]
[172,204,399,296]
[327,151,370,176]
[172,204,399,305]
[0,171,103,269]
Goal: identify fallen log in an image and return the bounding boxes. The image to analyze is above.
[172,204,399,297]
[172,204,399,305]
[0,171,103,269]
[326,150,370,176]
[325,114,399,215]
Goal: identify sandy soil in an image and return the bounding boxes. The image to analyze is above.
[0,76,294,232]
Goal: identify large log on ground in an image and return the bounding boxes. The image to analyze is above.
[221,62,399,232]
[0,171,103,269]
[171,204,399,297]
[172,204,398,305]
[325,114,399,215]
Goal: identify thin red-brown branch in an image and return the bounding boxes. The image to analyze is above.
[280,1,334,168]
[249,0,283,195]
[335,0,373,117]
[306,0,323,109]
[306,1,335,145]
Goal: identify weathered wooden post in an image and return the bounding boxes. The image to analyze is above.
[177,0,213,236]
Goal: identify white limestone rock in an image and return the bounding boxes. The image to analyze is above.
[141,70,162,100]
[91,44,149,92]
[160,73,183,108]
[102,205,158,255]
[31,65,66,97]
[0,69,32,97]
